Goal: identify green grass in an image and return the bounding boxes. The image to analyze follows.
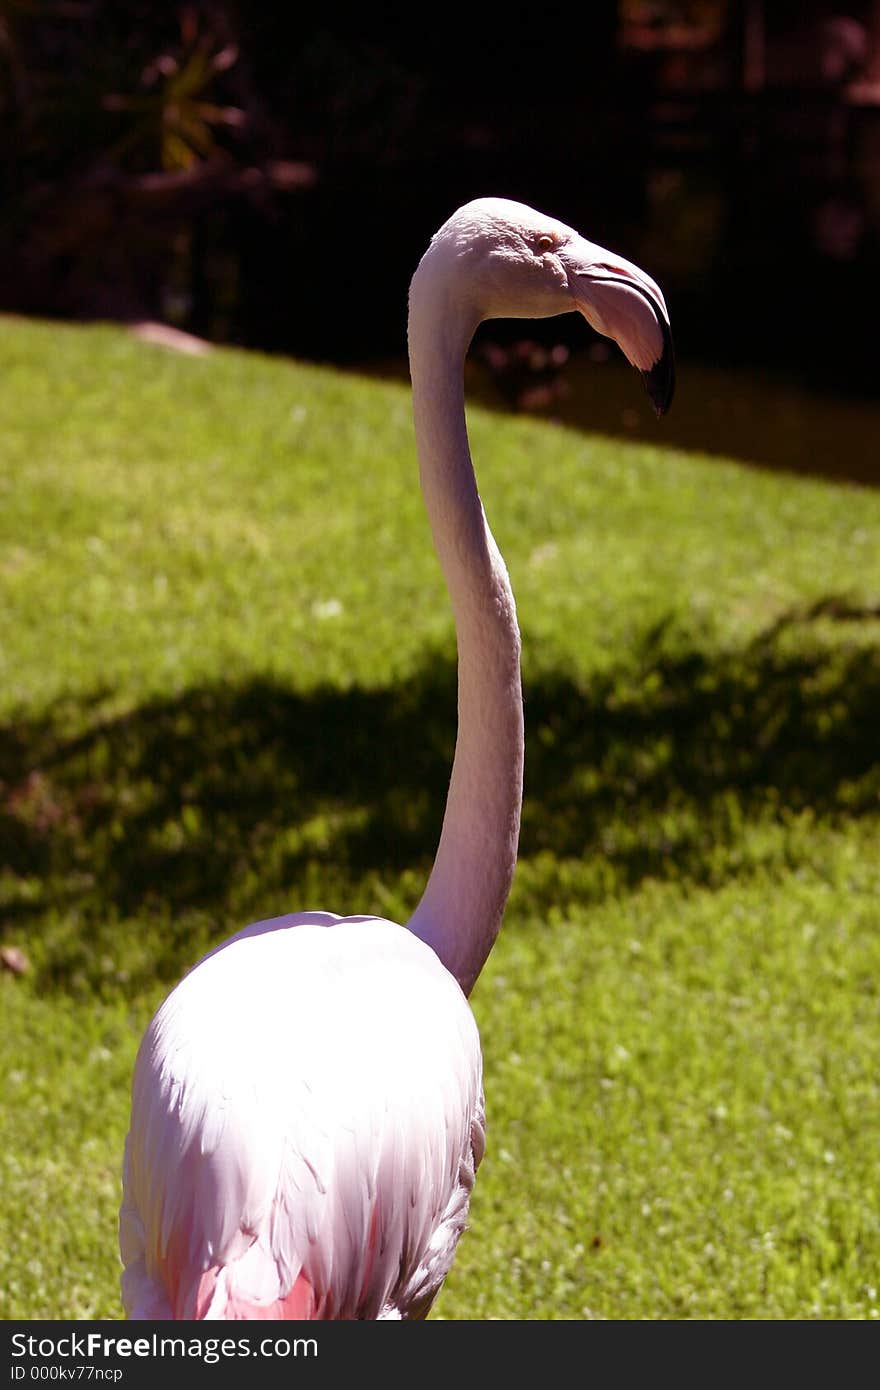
[1,314,880,1319]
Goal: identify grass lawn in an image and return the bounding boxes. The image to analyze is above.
[1,315,879,1319]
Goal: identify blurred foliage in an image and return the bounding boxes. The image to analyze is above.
[0,1,249,178]
[1,2,879,386]
[0,1,269,324]
[101,15,243,173]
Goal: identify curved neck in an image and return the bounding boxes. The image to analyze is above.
[404,257,524,997]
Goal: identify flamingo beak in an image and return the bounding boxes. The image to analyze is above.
[562,239,675,416]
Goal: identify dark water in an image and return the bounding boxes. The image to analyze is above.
[364,344,880,490]
[497,354,880,489]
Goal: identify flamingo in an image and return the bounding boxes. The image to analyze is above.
[118,197,674,1321]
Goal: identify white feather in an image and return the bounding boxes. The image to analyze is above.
[121,916,483,1319]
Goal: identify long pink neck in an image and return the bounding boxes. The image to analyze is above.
[404,259,524,997]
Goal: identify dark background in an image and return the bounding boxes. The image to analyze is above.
[2,1,879,426]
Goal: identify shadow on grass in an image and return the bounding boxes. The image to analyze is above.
[2,598,879,994]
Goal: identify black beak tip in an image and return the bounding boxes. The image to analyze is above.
[641,330,675,418]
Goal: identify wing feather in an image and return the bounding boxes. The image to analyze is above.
[120,915,484,1320]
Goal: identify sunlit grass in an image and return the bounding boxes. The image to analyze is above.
[1,316,879,1319]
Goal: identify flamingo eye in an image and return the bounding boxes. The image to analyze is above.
[536,234,556,252]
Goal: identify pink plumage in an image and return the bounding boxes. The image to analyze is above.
[120,916,484,1320]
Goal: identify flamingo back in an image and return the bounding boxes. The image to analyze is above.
[119,915,485,1320]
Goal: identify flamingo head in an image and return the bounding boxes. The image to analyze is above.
[422,197,675,416]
